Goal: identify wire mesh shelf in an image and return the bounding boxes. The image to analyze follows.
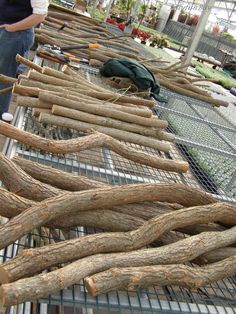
[1,55,236,314]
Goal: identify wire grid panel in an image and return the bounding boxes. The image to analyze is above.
[1,63,236,314]
[155,88,236,200]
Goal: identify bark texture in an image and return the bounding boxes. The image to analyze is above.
[0,153,62,201]
[12,156,108,190]
[39,113,171,152]
[0,184,220,249]
[39,92,166,128]
[0,229,235,305]
[85,256,236,296]
[0,203,234,283]
[0,122,188,172]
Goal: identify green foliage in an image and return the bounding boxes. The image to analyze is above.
[222,32,235,43]
[191,61,236,89]
[149,34,169,48]
[114,0,135,18]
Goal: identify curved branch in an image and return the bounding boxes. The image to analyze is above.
[0,122,189,173]
[0,183,219,249]
[12,156,108,190]
[0,202,234,284]
[84,255,236,296]
[0,229,236,305]
[0,153,62,200]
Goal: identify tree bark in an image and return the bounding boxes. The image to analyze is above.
[12,156,108,191]
[0,122,186,172]
[84,255,236,296]
[18,79,154,118]
[39,92,166,128]
[15,54,43,73]
[0,75,17,85]
[28,70,155,107]
[39,113,173,153]
[51,105,174,141]
[0,153,62,201]
[0,185,220,240]
[0,187,35,218]
[0,184,219,250]
[194,247,236,264]
[0,229,235,305]
[17,96,40,108]
[32,108,51,117]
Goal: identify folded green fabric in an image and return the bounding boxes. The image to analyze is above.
[100,58,167,102]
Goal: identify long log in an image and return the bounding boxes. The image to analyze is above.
[0,74,17,85]
[85,256,236,296]
[0,185,220,250]
[52,105,173,141]
[0,186,184,248]
[0,122,186,172]
[0,184,221,239]
[12,156,108,190]
[39,92,166,129]
[15,54,42,73]
[0,229,235,305]
[195,247,236,264]
[18,79,153,118]
[0,187,35,218]
[29,70,155,108]
[0,153,61,201]
[155,74,228,107]
[0,87,13,95]
[39,113,173,153]
[17,96,40,108]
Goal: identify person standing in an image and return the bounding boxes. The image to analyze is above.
[0,0,48,119]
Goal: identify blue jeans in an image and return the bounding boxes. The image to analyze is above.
[0,28,34,117]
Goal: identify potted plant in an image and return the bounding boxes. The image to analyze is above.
[149,34,169,48]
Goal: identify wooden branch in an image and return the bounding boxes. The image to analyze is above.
[18,79,153,118]
[0,153,62,201]
[0,183,219,240]
[15,54,43,73]
[85,255,236,296]
[51,105,174,142]
[39,113,172,153]
[0,187,35,218]
[51,208,145,230]
[0,74,17,85]
[32,108,51,117]
[13,84,40,97]
[0,121,185,173]
[194,247,236,264]
[12,156,108,190]
[39,92,166,128]
[155,73,228,107]
[0,87,13,95]
[0,228,235,305]
[0,184,220,250]
[0,185,183,248]
[17,96,40,108]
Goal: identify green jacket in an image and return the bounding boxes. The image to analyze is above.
[100,58,165,102]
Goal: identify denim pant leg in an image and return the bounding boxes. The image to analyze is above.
[0,28,34,116]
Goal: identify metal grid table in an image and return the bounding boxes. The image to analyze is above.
[1,58,236,314]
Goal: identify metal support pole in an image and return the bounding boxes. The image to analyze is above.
[103,0,113,22]
[181,0,216,64]
[131,0,142,21]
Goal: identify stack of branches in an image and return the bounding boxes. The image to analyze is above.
[8,55,191,174]
[0,151,235,308]
[34,5,228,107]
[35,6,169,68]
